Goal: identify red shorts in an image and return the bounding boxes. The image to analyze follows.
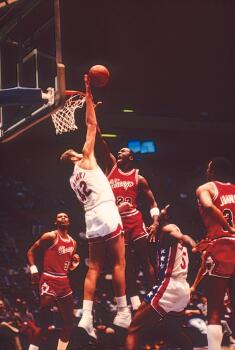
[39,273,72,299]
[121,211,147,245]
[203,236,235,278]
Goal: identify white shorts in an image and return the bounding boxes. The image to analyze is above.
[85,201,123,240]
[145,277,190,317]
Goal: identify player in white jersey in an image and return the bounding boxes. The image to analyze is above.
[124,205,196,350]
[60,75,131,340]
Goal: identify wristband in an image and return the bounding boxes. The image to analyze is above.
[29,265,38,274]
[150,207,160,218]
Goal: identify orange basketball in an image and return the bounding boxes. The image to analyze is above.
[88,65,110,87]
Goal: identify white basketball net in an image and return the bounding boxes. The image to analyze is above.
[51,93,86,134]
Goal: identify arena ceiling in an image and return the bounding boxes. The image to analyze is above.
[1,0,235,123]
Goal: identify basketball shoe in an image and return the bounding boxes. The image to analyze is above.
[78,315,97,340]
[113,308,131,328]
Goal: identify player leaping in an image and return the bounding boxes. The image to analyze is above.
[60,75,131,340]
[96,132,159,312]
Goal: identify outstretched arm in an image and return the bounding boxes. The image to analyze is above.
[82,74,97,159]
[96,125,116,175]
[138,175,159,236]
[163,224,197,248]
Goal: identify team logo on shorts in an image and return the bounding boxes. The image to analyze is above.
[41,282,50,295]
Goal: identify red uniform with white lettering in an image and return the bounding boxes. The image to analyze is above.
[39,231,76,298]
[199,181,235,240]
[108,164,147,244]
[198,181,235,277]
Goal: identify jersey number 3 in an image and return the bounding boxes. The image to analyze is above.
[223,208,234,229]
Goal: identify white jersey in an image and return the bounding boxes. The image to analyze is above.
[156,225,189,280]
[70,163,122,239]
[70,163,116,211]
[146,225,190,316]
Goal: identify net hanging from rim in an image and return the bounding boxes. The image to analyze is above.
[51,92,85,134]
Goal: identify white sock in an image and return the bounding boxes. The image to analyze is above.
[57,339,69,350]
[116,295,128,312]
[29,345,39,350]
[207,324,223,350]
[82,299,93,318]
[130,295,141,311]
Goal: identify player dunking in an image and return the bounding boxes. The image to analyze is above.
[124,205,196,350]
[97,135,159,311]
[192,157,235,350]
[27,212,79,350]
[60,75,131,339]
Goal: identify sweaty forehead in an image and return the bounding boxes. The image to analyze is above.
[57,213,68,218]
[120,148,130,153]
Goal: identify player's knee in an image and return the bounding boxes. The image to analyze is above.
[113,258,126,272]
[87,264,103,277]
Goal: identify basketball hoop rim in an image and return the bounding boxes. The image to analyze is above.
[65,90,85,97]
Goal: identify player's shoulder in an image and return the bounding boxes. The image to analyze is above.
[196,181,215,193]
[39,230,57,244]
[69,234,77,244]
[138,173,148,184]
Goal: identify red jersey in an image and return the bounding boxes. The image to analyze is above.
[43,231,76,276]
[199,181,235,240]
[108,164,139,217]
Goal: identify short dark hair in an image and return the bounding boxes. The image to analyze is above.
[128,149,135,161]
[210,157,233,180]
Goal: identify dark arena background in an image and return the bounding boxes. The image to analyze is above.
[0,1,235,349]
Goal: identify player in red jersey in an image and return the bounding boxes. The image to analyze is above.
[27,212,79,350]
[193,157,235,350]
[97,135,159,312]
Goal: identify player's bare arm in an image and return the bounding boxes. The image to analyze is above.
[69,243,80,271]
[197,182,235,234]
[81,74,97,161]
[138,175,159,235]
[163,224,196,248]
[96,124,116,175]
[27,231,56,283]
[60,149,82,164]
[190,264,205,293]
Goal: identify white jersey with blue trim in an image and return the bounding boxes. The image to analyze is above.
[151,224,189,281]
[70,163,116,211]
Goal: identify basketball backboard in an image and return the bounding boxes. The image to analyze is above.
[0,0,66,142]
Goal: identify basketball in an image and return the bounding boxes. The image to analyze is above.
[88,65,110,87]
